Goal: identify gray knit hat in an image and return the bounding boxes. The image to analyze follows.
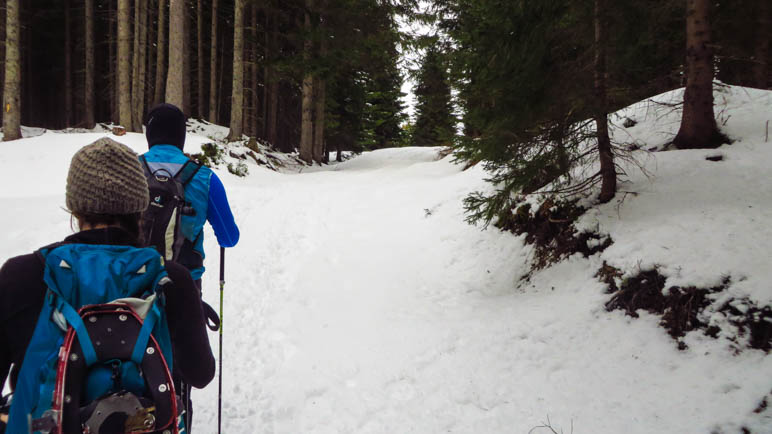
[66,138,149,215]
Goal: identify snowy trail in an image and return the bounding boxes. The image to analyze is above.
[1,123,770,433]
[187,148,768,434]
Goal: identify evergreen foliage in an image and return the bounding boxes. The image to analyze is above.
[411,45,455,147]
[437,0,596,225]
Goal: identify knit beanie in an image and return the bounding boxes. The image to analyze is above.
[145,103,187,150]
[66,138,149,215]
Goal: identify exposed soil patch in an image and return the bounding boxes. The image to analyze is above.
[604,268,772,352]
[499,198,612,271]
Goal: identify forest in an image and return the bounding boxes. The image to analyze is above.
[0,0,768,210]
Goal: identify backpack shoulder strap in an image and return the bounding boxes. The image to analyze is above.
[174,160,202,187]
[138,155,153,177]
[34,241,69,266]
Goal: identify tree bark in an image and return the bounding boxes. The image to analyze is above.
[673,0,723,149]
[265,10,279,146]
[299,0,315,164]
[0,4,6,126]
[227,0,245,141]
[64,0,72,127]
[118,0,132,127]
[182,0,192,114]
[209,0,219,122]
[3,0,21,140]
[166,0,184,107]
[313,77,326,163]
[594,0,615,203]
[84,0,95,128]
[109,0,117,122]
[752,0,770,89]
[250,3,259,137]
[312,21,327,164]
[132,0,148,132]
[197,0,205,118]
[154,0,167,106]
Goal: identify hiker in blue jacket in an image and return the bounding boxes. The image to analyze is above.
[142,103,240,288]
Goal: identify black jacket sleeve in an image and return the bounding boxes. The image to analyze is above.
[0,254,47,392]
[163,262,216,389]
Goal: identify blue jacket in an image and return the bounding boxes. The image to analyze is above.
[142,145,239,280]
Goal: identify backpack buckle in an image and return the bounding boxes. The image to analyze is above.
[30,409,59,433]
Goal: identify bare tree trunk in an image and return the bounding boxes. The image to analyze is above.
[312,77,326,163]
[166,0,184,107]
[250,3,259,137]
[109,0,118,122]
[64,0,72,127]
[265,10,279,145]
[312,19,327,164]
[132,0,148,132]
[146,0,157,108]
[594,0,615,203]
[0,4,6,126]
[227,0,245,141]
[84,0,95,128]
[209,0,219,122]
[197,0,205,117]
[753,0,770,89]
[3,0,21,140]
[154,0,167,106]
[673,0,723,149]
[299,0,315,163]
[183,0,191,114]
[118,0,132,127]
[131,0,141,129]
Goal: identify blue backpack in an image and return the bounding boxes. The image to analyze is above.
[7,244,183,434]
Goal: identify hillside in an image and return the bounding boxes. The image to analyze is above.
[0,86,770,433]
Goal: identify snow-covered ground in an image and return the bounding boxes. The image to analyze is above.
[1,86,771,433]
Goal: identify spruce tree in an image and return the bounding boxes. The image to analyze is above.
[411,46,454,147]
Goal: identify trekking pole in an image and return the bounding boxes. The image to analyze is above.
[218,246,225,434]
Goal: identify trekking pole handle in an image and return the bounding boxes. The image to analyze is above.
[220,246,225,284]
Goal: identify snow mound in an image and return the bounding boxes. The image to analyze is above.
[577,85,772,307]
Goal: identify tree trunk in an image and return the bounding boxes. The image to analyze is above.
[146,0,157,109]
[594,0,615,203]
[132,0,148,132]
[84,0,95,128]
[183,0,192,114]
[0,4,6,126]
[313,77,326,163]
[109,0,117,122]
[64,0,72,127]
[299,0,315,164]
[3,0,21,140]
[197,0,205,118]
[673,0,723,149]
[166,0,184,107]
[265,10,279,146]
[752,0,770,89]
[209,0,219,122]
[227,0,245,141]
[154,0,167,106]
[118,0,132,127]
[250,4,259,137]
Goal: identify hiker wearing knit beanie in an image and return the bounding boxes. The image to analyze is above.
[0,137,216,432]
[65,137,149,239]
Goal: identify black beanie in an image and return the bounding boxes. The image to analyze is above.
[145,103,187,150]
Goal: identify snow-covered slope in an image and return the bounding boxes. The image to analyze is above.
[1,86,770,433]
